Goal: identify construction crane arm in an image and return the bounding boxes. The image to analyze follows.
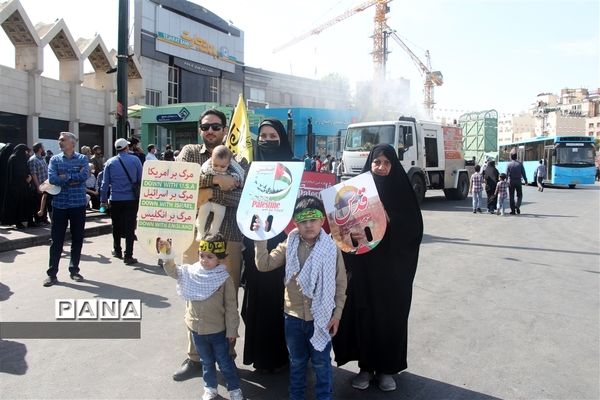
[273,0,386,53]
[385,26,430,75]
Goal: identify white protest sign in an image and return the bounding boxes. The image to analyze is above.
[137,160,201,260]
[236,161,304,240]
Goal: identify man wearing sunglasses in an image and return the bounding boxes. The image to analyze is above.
[172,109,249,382]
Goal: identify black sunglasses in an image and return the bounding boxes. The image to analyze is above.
[199,123,224,131]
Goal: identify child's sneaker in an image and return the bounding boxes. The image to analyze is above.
[229,388,244,400]
[202,387,218,400]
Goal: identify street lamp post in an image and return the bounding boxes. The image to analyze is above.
[116,0,129,139]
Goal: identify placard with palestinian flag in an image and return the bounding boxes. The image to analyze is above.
[237,161,304,240]
[320,172,387,254]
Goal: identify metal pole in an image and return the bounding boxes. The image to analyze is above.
[307,117,313,155]
[116,0,129,139]
[287,109,294,154]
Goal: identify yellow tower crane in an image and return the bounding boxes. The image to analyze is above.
[384,26,443,118]
[272,0,392,82]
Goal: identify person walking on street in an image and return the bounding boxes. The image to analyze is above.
[100,138,143,265]
[469,164,484,213]
[483,160,499,213]
[506,152,528,214]
[495,173,509,216]
[44,132,90,287]
[28,142,50,224]
[535,159,546,192]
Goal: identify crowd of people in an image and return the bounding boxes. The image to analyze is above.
[7,109,424,400]
[469,152,531,216]
[303,153,344,182]
[0,138,181,231]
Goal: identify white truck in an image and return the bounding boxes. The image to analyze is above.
[341,116,470,204]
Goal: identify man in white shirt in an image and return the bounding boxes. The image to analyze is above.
[146,144,158,161]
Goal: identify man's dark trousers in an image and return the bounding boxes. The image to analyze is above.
[110,200,138,258]
[509,181,523,212]
[47,206,86,277]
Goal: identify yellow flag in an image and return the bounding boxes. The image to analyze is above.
[226,94,253,163]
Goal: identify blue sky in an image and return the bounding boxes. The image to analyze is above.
[1,0,597,118]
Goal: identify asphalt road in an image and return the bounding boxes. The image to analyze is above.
[1,182,599,400]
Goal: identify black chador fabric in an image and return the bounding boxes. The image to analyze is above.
[241,232,288,370]
[333,144,424,374]
[2,144,33,226]
[240,118,294,370]
[0,143,15,223]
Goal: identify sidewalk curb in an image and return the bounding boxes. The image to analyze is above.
[0,214,112,253]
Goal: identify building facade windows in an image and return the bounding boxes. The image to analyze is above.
[210,76,219,103]
[249,87,266,103]
[146,89,162,106]
[168,66,180,104]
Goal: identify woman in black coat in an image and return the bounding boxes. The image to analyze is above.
[2,144,34,228]
[0,143,15,223]
[333,144,423,392]
[241,118,296,372]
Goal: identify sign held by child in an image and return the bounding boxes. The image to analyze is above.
[136,160,201,260]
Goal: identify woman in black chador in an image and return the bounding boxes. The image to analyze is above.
[2,144,34,228]
[333,143,423,392]
[0,143,15,224]
[241,118,295,372]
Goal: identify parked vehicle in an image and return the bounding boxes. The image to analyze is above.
[341,116,470,203]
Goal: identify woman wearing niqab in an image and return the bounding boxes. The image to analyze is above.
[333,143,423,391]
[241,118,295,372]
[2,144,33,228]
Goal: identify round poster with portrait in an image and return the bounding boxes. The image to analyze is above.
[320,172,387,254]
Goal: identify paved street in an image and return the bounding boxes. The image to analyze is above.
[1,183,599,400]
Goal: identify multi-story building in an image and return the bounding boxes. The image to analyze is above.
[0,0,138,154]
[1,0,353,153]
[498,88,600,146]
[585,116,600,138]
[497,113,535,145]
[532,88,599,138]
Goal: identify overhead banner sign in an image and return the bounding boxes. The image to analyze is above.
[137,161,201,260]
[155,7,243,73]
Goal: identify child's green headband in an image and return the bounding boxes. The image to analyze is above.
[293,208,324,223]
